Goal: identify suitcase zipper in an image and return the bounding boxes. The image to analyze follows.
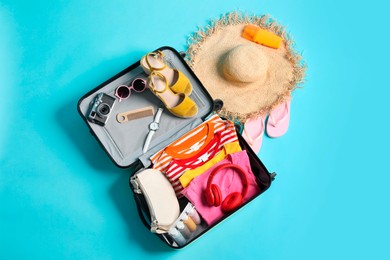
[130,175,160,233]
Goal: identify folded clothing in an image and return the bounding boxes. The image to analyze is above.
[181,150,260,225]
[179,141,242,188]
[164,132,222,196]
[150,114,238,196]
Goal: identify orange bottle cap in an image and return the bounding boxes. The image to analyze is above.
[242,24,259,41]
[242,24,282,49]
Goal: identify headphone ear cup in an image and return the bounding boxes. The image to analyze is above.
[211,184,222,206]
[205,186,214,206]
[221,192,243,212]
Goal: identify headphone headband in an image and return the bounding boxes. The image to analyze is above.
[206,163,248,199]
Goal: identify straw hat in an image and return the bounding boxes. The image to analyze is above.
[186,12,306,123]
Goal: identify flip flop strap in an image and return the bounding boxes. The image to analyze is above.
[145,51,167,72]
[243,117,264,145]
[269,102,289,127]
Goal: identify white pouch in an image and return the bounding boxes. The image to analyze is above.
[130,169,180,234]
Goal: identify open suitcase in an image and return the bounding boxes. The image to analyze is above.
[77,46,275,249]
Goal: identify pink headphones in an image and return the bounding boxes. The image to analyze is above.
[204,163,248,213]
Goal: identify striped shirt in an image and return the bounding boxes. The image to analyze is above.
[150,114,238,196]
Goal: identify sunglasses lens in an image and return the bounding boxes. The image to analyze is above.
[116,86,130,99]
[132,79,146,92]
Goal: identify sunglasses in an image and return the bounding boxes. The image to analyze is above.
[115,78,147,102]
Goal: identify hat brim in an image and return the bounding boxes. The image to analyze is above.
[186,12,306,123]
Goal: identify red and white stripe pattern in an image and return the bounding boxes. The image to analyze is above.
[165,133,221,196]
[150,115,238,196]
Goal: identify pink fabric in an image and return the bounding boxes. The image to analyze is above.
[180,151,260,225]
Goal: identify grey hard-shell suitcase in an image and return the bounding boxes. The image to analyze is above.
[77,46,274,249]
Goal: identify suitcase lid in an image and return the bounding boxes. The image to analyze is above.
[77,47,215,168]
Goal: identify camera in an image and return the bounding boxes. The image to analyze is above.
[87,93,116,126]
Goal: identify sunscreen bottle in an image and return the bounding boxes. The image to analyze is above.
[242,24,283,49]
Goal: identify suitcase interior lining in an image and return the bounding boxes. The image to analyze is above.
[78,48,214,168]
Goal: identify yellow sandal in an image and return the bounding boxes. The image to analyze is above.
[148,71,197,118]
[141,51,192,95]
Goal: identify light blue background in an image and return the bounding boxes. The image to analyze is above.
[1,0,389,259]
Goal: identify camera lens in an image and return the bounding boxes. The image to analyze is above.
[97,103,110,116]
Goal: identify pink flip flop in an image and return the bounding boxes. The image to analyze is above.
[242,115,266,154]
[266,98,291,138]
